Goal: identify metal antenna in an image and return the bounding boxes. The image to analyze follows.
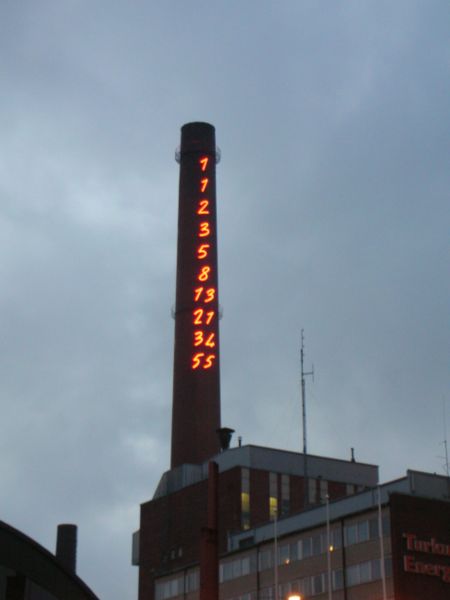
[444,399,449,477]
[301,329,314,507]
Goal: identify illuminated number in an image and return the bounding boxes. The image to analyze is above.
[197,200,210,215]
[203,354,216,369]
[199,157,209,171]
[205,288,215,303]
[205,333,216,348]
[194,331,204,346]
[192,352,205,369]
[205,310,214,325]
[193,308,203,324]
[200,178,208,193]
[199,222,210,237]
[197,244,210,259]
[194,287,215,303]
[198,266,211,282]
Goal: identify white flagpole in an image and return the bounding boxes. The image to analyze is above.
[378,485,388,600]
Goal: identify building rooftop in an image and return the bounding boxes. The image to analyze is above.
[152,444,379,500]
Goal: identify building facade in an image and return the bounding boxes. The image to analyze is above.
[134,123,450,599]
[145,470,450,600]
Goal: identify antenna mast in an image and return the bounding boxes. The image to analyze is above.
[443,399,449,477]
[301,329,314,507]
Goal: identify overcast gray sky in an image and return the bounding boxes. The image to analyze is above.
[0,1,449,598]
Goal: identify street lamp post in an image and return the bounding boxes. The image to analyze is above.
[326,495,332,600]
[274,508,278,600]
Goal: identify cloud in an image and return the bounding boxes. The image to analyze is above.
[0,2,448,598]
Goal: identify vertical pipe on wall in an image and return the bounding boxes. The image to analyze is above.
[200,461,219,600]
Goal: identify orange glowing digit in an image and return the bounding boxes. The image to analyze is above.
[197,244,210,259]
[199,157,209,171]
[192,352,205,369]
[198,266,211,282]
[205,310,215,324]
[205,333,216,348]
[197,200,210,215]
[194,331,204,346]
[203,354,216,369]
[205,288,215,303]
[194,287,203,301]
[199,222,210,237]
[200,178,208,193]
[193,308,203,324]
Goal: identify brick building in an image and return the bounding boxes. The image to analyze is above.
[133,123,450,599]
[134,468,450,600]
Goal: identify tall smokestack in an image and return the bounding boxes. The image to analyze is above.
[55,524,77,573]
[171,122,221,468]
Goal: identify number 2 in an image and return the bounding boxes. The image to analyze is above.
[197,200,210,215]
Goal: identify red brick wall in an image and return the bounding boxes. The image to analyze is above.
[138,468,242,600]
[390,493,450,600]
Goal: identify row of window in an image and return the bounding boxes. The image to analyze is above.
[344,514,390,546]
[155,570,198,600]
[221,517,391,586]
[156,513,390,597]
[259,531,336,571]
[220,555,253,582]
[240,468,366,531]
[258,557,392,599]
[156,555,392,600]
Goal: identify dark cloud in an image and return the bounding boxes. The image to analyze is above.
[0,1,448,598]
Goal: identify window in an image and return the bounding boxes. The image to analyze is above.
[332,569,344,590]
[308,478,317,504]
[279,543,290,565]
[346,564,360,586]
[220,555,253,582]
[155,576,184,600]
[357,520,369,543]
[345,524,358,546]
[241,468,250,530]
[281,474,290,515]
[312,533,323,556]
[345,514,390,547]
[346,483,355,495]
[345,558,392,588]
[371,557,381,580]
[331,527,342,549]
[259,587,273,599]
[319,479,328,503]
[301,536,312,559]
[312,573,325,594]
[369,516,379,539]
[299,576,312,596]
[185,570,198,592]
[359,560,371,583]
[259,548,272,571]
[289,540,299,561]
[269,473,278,520]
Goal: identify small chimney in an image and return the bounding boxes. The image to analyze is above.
[56,524,77,573]
[216,427,235,451]
[351,447,355,462]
